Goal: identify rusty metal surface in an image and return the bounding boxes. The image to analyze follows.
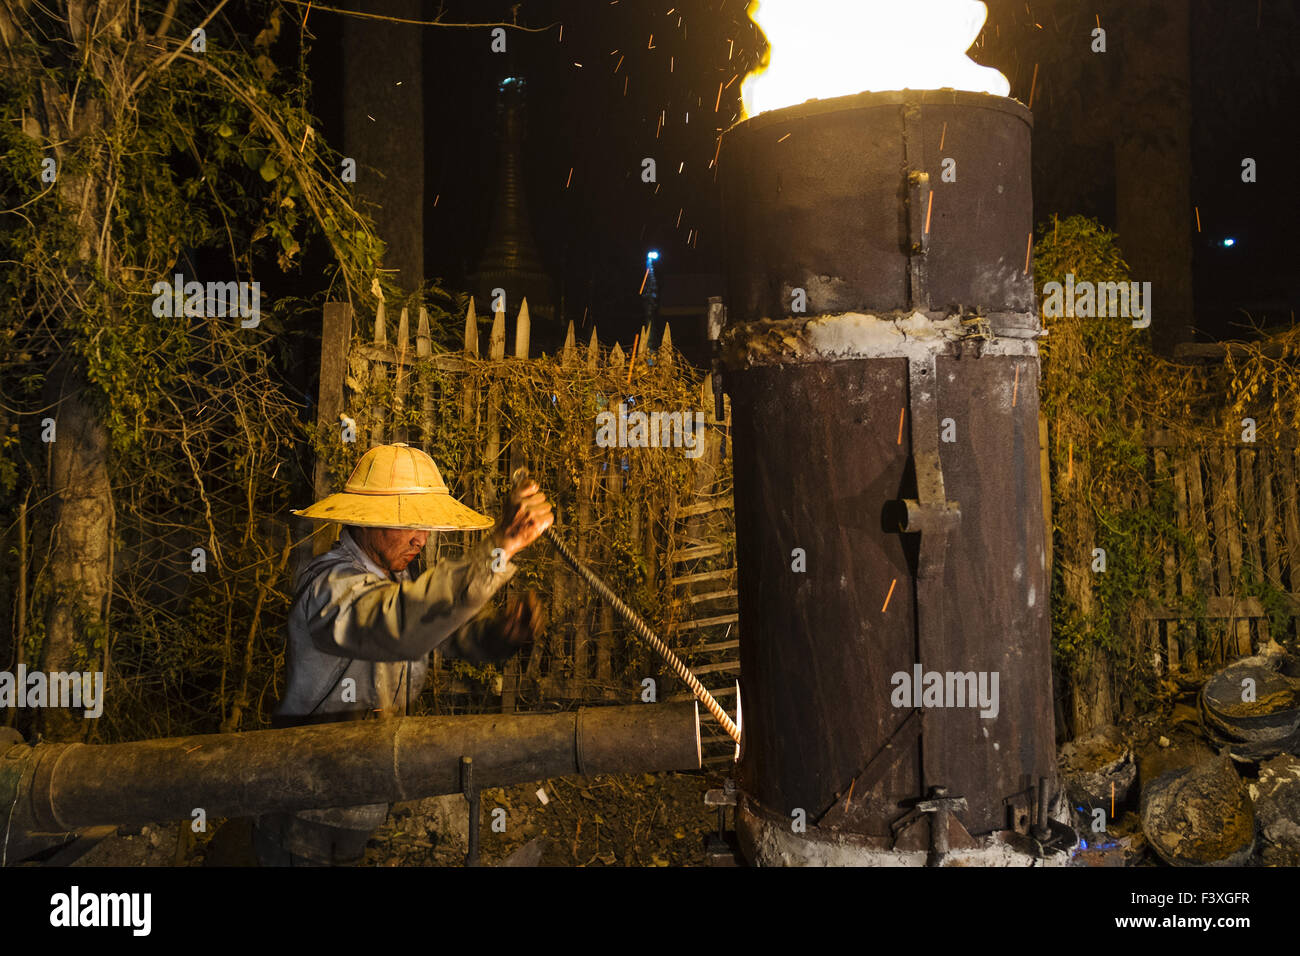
[729,352,1055,838]
[730,358,920,837]
[720,89,1034,331]
[919,353,1056,832]
[4,703,700,839]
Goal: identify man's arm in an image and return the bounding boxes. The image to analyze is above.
[442,591,542,664]
[303,537,515,662]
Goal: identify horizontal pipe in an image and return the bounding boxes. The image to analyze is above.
[11,703,700,833]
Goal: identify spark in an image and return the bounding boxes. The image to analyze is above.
[882,578,898,613]
[1027,63,1039,109]
[924,192,934,235]
[566,167,574,188]
[897,407,905,444]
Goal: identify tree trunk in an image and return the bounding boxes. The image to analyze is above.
[40,361,112,741]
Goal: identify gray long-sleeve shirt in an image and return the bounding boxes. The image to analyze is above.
[277,527,517,722]
[269,528,516,839]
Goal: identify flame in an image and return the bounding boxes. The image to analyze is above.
[740,0,1011,118]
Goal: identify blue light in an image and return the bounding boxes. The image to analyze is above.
[1222,238,1236,247]
[646,250,660,262]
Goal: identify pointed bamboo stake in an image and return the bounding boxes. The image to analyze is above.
[463,298,479,357]
[561,320,577,365]
[489,306,506,360]
[484,306,505,513]
[416,306,431,358]
[515,297,531,359]
[393,307,410,442]
[660,322,673,366]
[369,301,387,445]
[586,327,600,370]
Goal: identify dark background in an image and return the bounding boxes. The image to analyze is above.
[305,0,1300,362]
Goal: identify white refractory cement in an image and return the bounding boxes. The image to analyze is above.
[737,798,1073,868]
[720,311,1040,368]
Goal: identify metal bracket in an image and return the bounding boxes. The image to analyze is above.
[704,777,738,808]
[902,99,931,311]
[461,755,480,867]
[899,353,961,796]
[891,785,969,866]
[707,297,727,422]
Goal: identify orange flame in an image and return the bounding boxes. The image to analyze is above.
[741,0,1011,118]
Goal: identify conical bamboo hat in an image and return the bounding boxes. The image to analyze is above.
[293,443,493,531]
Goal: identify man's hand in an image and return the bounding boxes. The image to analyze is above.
[492,473,553,561]
[499,591,543,649]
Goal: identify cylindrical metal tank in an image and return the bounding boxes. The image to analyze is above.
[719,90,1061,865]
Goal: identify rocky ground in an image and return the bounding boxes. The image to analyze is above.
[69,769,727,867]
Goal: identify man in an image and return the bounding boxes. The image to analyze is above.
[253,442,552,866]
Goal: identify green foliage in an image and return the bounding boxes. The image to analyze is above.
[1039,216,1296,724]
[0,3,460,739]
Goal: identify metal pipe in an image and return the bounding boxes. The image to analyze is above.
[2,703,700,840]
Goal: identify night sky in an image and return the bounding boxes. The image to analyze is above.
[312,0,1299,353]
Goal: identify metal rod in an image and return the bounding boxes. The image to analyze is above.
[1034,776,1051,840]
[513,468,741,746]
[546,526,741,745]
[461,756,479,867]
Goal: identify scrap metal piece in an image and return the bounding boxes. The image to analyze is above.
[1200,652,1300,758]
[1141,753,1255,867]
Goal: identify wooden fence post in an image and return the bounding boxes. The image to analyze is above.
[309,302,353,558]
[367,301,388,448]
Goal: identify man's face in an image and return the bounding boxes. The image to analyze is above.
[356,526,429,574]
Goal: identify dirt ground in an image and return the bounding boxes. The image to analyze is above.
[67,769,729,867]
